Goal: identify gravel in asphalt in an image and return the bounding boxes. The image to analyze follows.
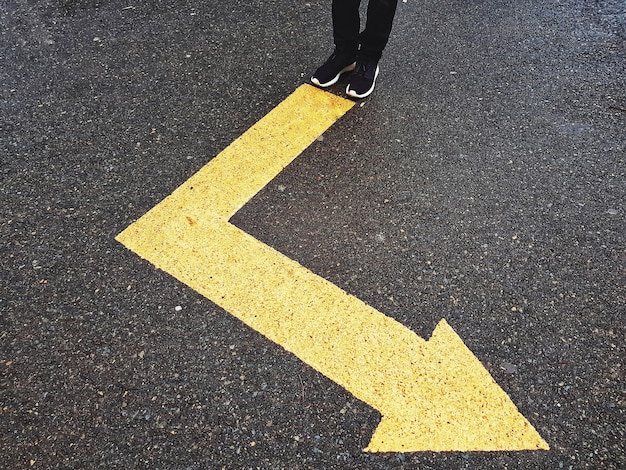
[1,0,624,468]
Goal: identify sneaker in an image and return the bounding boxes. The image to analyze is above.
[346,57,380,99]
[311,50,357,88]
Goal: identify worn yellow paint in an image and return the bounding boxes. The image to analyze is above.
[116,84,549,452]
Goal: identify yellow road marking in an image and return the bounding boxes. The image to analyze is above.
[116,84,549,452]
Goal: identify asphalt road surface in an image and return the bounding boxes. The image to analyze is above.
[2,0,625,468]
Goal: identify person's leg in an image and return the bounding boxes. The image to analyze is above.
[311,0,361,88]
[359,0,398,60]
[332,0,362,55]
[346,0,398,98]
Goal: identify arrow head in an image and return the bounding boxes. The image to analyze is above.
[366,320,549,452]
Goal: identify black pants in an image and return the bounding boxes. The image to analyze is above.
[332,0,398,60]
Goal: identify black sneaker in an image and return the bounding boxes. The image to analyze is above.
[311,50,357,88]
[346,57,380,99]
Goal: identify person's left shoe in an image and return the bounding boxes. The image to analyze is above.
[346,57,380,99]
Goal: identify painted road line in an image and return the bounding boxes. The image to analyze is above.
[116,84,549,452]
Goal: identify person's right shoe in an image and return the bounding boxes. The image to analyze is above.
[311,49,357,88]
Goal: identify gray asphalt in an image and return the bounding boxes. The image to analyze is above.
[1,0,625,468]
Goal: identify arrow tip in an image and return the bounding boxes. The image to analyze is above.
[365,320,549,453]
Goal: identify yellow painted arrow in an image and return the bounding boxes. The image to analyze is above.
[116,84,549,452]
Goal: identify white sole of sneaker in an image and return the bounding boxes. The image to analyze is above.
[311,62,357,88]
[346,66,380,99]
